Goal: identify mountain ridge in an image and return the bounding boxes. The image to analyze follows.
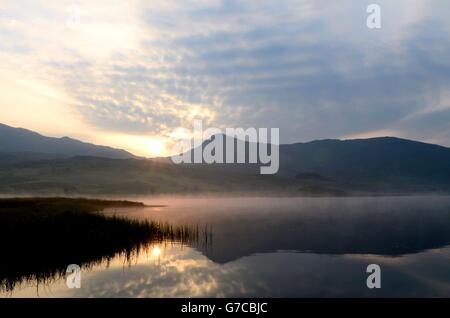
[287,136,449,149]
[0,123,136,159]
[1,123,450,195]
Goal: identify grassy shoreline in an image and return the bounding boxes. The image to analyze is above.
[0,197,202,292]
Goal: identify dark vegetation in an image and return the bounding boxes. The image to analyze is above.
[0,198,204,293]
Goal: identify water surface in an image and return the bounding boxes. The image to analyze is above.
[3,196,450,297]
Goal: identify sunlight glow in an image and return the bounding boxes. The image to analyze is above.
[148,139,165,157]
[151,246,161,257]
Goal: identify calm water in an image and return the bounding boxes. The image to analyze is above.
[3,196,450,297]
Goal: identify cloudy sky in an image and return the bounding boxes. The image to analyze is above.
[1,0,449,156]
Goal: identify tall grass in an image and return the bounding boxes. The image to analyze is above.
[0,197,208,293]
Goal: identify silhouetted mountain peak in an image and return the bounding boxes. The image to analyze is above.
[0,123,137,159]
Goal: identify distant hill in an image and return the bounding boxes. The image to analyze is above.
[165,134,450,195]
[278,137,450,189]
[0,123,136,159]
[179,134,450,190]
[1,124,450,195]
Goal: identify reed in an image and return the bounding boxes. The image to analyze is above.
[0,197,205,293]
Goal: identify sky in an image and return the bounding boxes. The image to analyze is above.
[0,0,449,157]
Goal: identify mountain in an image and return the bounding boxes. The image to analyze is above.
[172,134,450,193]
[278,137,450,187]
[0,123,136,159]
[1,124,450,195]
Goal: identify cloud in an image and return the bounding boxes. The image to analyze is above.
[1,0,450,155]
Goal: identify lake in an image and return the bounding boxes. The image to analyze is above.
[2,195,450,297]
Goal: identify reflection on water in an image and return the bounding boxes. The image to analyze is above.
[3,196,450,297]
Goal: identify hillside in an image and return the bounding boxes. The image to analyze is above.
[0,123,136,159]
[1,124,450,195]
[278,137,450,189]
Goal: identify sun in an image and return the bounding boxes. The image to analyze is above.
[147,139,164,157]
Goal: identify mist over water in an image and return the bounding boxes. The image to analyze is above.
[3,195,450,297]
